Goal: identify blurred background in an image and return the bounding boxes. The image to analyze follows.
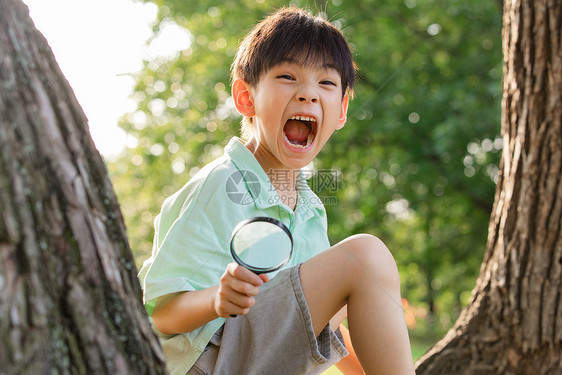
[25,0,503,367]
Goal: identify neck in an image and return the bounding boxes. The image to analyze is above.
[245,138,299,208]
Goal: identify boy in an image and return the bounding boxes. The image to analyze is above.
[139,7,415,375]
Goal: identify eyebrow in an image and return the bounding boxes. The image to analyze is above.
[276,58,339,72]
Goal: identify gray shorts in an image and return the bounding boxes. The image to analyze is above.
[187,265,349,375]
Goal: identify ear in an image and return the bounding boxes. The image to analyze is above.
[232,79,255,117]
[336,93,350,130]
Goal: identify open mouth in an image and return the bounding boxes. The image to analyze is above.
[283,115,317,149]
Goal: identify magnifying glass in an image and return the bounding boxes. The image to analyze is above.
[228,217,293,318]
[230,216,293,274]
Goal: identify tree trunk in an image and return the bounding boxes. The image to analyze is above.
[0,0,167,373]
[416,0,562,374]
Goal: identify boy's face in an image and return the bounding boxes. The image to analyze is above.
[235,61,349,170]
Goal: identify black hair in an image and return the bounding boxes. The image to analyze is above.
[232,7,357,97]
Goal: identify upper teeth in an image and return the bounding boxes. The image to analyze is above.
[290,115,316,122]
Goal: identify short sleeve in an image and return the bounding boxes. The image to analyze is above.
[138,159,257,317]
[141,215,232,316]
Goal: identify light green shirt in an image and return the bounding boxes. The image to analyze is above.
[138,137,331,375]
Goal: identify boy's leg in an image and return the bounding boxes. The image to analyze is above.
[209,265,348,375]
[299,234,415,375]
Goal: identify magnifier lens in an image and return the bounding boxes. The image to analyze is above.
[230,217,293,273]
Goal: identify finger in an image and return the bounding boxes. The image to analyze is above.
[227,292,256,310]
[215,289,255,316]
[227,263,264,286]
[228,277,261,296]
[216,299,252,318]
[258,273,269,283]
[221,270,261,298]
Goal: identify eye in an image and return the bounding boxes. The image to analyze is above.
[277,74,294,80]
[320,80,337,86]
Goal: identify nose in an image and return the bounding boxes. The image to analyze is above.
[298,96,318,103]
[296,85,318,103]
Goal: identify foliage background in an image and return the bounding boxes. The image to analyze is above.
[107,0,502,342]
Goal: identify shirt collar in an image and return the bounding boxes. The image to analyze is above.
[224,137,326,218]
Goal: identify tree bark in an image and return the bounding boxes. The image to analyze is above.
[416,0,562,374]
[0,0,167,373]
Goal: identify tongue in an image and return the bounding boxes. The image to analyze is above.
[284,120,310,144]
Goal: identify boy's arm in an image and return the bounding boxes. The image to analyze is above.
[153,287,219,335]
[152,263,268,335]
[335,324,364,374]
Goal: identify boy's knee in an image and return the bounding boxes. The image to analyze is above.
[341,234,401,289]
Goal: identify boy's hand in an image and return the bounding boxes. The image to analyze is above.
[214,262,269,318]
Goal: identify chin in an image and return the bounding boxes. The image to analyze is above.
[282,154,316,170]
